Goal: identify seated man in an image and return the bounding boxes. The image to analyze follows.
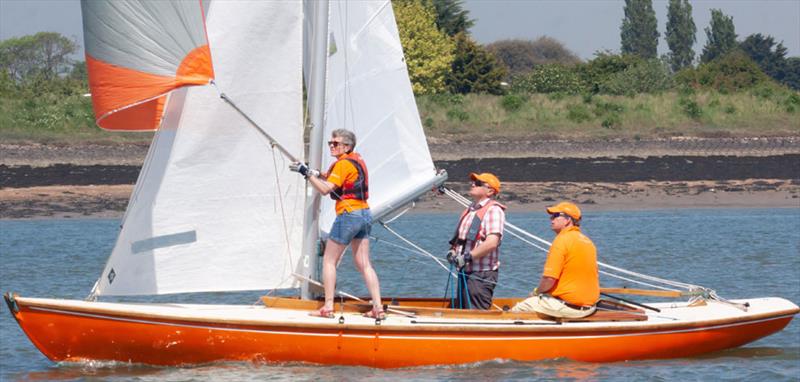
[512,202,599,318]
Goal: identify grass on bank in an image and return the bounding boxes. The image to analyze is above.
[417,89,800,140]
[0,93,153,144]
[1,89,798,144]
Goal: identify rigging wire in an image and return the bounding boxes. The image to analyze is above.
[270,147,300,290]
[441,186,705,293]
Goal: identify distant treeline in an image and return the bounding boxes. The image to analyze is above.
[391,0,799,95]
[0,0,798,141]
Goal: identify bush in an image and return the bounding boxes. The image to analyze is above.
[566,104,593,123]
[593,101,625,116]
[429,93,464,106]
[500,94,526,112]
[679,97,703,119]
[446,108,469,121]
[576,53,642,92]
[601,113,621,129]
[675,50,771,92]
[510,64,585,94]
[598,59,673,96]
[784,92,800,113]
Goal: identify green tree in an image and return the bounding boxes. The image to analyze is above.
[739,33,788,83]
[422,0,474,37]
[486,37,580,76]
[394,0,455,94]
[0,32,77,82]
[620,0,660,59]
[783,57,800,90]
[700,9,737,63]
[665,0,696,72]
[446,33,506,94]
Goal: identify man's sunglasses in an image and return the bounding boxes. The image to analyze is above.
[471,181,488,188]
[327,141,346,148]
[549,213,570,220]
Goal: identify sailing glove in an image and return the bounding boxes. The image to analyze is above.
[289,162,319,179]
[446,249,457,264]
[447,251,471,270]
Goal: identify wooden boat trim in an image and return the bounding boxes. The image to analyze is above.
[11,294,800,336]
[599,288,685,298]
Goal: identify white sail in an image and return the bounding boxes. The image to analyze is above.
[319,0,442,232]
[94,1,305,296]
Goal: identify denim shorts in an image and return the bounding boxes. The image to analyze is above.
[329,208,372,245]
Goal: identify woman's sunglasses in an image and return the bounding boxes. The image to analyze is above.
[327,141,345,148]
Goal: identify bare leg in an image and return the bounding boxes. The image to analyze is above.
[351,238,382,311]
[321,239,347,311]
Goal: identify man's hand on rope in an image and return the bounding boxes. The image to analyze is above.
[446,249,470,270]
[446,249,457,265]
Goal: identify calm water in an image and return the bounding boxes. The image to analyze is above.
[1,208,799,381]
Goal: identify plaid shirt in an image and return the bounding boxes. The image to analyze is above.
[456,198,505,272]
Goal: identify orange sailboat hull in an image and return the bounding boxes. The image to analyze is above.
[6,294,798,368]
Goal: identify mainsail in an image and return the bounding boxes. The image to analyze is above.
[81,0,214,131]
[92,1,305,296]
[319,0,444,233]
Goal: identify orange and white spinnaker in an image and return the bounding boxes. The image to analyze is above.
[81,0,214,131]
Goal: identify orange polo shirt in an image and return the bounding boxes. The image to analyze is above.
[326,154,369,215]
[542,226,599,306]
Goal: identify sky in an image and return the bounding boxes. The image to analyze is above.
[1,0,798,61]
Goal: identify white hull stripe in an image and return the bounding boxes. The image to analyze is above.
[28,306,794,341]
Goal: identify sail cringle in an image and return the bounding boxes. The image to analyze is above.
[81,0,214,131]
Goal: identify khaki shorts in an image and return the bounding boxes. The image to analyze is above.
[511,294,595,318]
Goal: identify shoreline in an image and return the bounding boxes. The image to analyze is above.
[1,139,797,219]
[2,180,796,220]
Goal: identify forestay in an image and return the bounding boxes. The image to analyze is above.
[81,0,214,131]
[319,0,443,233]
[92,1,305,296]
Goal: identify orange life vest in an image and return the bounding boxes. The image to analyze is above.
[326,152,369,201]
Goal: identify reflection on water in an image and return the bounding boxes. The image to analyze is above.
[1,209,799,381]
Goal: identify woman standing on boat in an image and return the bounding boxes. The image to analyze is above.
[290,129,383,319]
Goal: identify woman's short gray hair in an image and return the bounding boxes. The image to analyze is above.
[332,129,356,152]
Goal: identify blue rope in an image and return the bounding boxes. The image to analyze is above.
[445,263,455,308]
[458,269,472,309]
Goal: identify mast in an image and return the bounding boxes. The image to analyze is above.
[300,0,329,300]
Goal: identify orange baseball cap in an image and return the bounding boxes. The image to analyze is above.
[546,201,581,221]
[470,172,501,194]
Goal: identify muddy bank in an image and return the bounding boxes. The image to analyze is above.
[2,180,797,219]
[2,155,799,188]
[440,155,800,183]
[3,136,799,166]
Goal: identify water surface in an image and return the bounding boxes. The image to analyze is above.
[2,208,798,381]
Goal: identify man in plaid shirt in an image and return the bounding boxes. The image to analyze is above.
[447,173,506,310]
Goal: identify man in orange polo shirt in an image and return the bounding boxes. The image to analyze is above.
[511,202,599,318]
